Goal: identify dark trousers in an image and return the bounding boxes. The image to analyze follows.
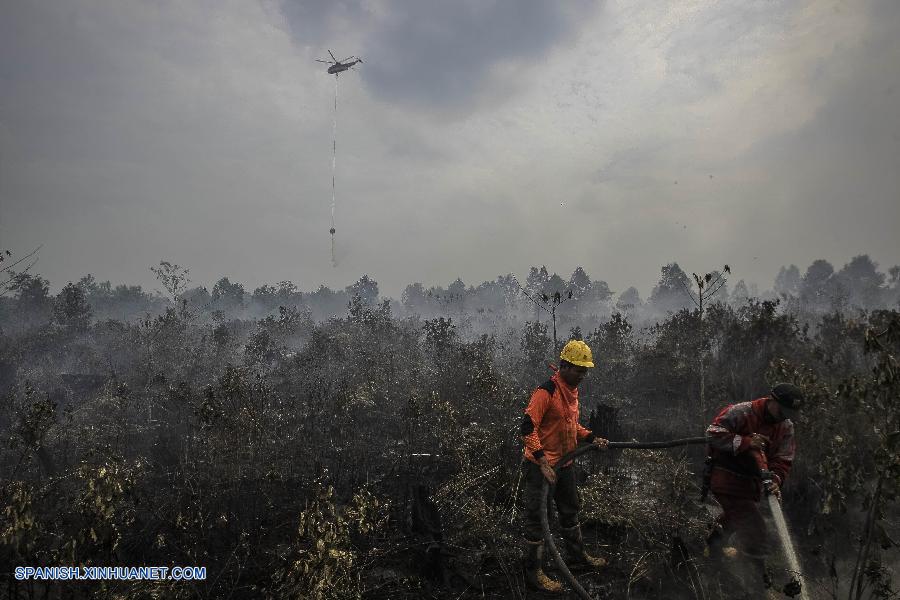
[713,492,769,560]
[523,461,580,543]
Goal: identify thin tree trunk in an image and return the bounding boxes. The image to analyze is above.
[849,476,883,600]
[698,298,705,431]
[552,307,558,354]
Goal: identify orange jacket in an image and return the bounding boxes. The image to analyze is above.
[521,372,594,466]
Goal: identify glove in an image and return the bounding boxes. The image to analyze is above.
[760,470,782,501]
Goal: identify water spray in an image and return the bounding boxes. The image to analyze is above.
[754,450,809,599]
[767,493,809,599]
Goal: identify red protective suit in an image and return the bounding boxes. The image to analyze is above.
[705,397,796,565]
[707,397,795,499]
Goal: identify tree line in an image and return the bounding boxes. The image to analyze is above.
[0,255,898,599]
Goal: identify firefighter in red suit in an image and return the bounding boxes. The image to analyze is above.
[704,383,804,583]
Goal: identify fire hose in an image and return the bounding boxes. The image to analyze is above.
[540,437,708,599]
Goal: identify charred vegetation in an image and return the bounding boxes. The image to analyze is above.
[1,258,899,599]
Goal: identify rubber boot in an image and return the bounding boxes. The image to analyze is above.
[523,540,563,594]
[560,525,607,569]
[705,521,725,559]
[750,556,773,590]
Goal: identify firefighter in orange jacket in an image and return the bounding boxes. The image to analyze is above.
[519,339,609,593]
[705,383,803,584]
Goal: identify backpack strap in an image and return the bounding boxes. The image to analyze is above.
[537,379,556,396]
[520,379,557,438]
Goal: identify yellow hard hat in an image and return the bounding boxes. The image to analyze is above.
[560,340,594,368]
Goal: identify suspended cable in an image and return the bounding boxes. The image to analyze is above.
[330,74,338,267]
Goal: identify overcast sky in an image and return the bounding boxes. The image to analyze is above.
[2,0,899,299]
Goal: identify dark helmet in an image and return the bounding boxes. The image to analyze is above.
[771,383,804,417]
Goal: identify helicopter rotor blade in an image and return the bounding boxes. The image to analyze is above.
[315,59,331,63]
[328,50,337,62]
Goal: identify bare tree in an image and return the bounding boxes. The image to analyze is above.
[513,275,574,353]
[0,245,43,297]
[150,260,191,303]
[678,265,730,428]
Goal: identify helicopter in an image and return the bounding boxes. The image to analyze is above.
[317,50,363,75]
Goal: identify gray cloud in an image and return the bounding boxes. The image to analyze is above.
[737,10,900,267]
[1,0,898,300]
[278,0,371,47]
[660,1,794,102]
